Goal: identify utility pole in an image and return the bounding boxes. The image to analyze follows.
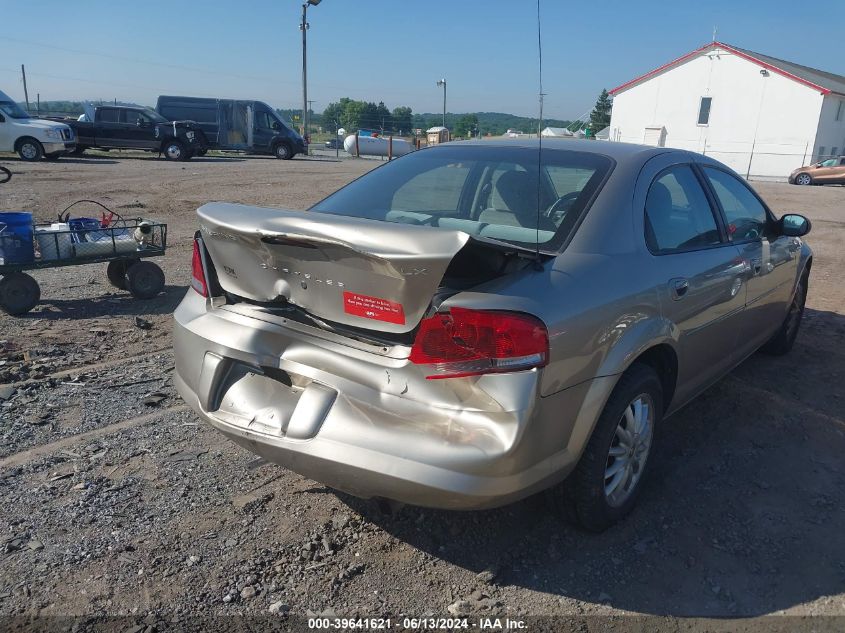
[301,4,308,139]
[436,79,446,128]
[21,64,30,111]
[300,0,321,145]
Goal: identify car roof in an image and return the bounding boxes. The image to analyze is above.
[444,138,675,161]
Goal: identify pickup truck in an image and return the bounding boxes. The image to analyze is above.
[1,89,75,161]
[58,105,206,161]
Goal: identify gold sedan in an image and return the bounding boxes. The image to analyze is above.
[790,157,845,185]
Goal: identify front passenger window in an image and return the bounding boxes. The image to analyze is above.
[255,112,273,130]
[703,167,769,241]
[645,166,722,253]
[123,111,147,126]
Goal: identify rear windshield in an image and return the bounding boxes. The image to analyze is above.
[310,145,612,251]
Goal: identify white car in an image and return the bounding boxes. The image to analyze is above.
[0,90,75,161]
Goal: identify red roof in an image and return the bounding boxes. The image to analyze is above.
[609,42,834,96]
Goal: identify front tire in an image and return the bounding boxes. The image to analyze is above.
[0,272,41,315]
[162,140,188,162]
[551,364,663,532]
[274,142,292,160]
[795,173,813,186]
[760,273,807,355]
[16,138,44,161]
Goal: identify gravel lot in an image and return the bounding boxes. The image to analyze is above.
[1,150,844,631]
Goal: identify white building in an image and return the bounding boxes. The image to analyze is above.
[608,41,845,180]
[541,126,574,138]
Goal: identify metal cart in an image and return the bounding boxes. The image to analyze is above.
[0,209,168,315]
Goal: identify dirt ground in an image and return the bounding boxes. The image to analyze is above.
[1,150,844,631]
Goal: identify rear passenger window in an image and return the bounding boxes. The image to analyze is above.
[702,167,769,241]
[392,163,470,214]
[645,166,722,253]
[97,108,119,123]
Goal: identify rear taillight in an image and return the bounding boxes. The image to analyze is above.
[409,307,549,379]
[191,239,208,297]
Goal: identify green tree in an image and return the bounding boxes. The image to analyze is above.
[588,89,612,135]
[455,114,479,137]
[322,99,346,130]
[342,99,366,131]
[392,106,412,135]
[374,101,392,131]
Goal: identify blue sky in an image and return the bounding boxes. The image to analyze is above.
[1,0,842,120]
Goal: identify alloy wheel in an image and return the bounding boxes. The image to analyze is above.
[20,143,38,160]
[604,393,654,508]
[796,174,812,186]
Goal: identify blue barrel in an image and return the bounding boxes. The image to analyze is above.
[0,212,35,265]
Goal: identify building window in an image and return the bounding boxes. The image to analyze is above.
[833,147,840,158]
[818,147,826,161]
[837,100,844,122]
[697,97,712,125]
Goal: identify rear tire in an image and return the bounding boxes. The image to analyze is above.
[0,272,41,315]
[106,258,137,290]
[794,173,813,186]
[125,261,165,299]
[16,138,44,161]
[549,363,663,532]
[760,273,808,355]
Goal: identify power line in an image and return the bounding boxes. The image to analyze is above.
[0,35,277,85]
[0,66,301,108]
[0,35,427,103]
[0,35,584,120]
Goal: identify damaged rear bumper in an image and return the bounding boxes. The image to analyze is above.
[173,291,610,510]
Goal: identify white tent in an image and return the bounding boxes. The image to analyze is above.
[541,126,574,137]
[595,126,610,141]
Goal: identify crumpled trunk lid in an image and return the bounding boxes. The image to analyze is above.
[197,202,472,334]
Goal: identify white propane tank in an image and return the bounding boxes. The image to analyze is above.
[343,134,413,158]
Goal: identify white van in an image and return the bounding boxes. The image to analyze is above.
[0,90,75,161]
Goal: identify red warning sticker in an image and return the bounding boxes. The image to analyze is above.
[343,291,405,325]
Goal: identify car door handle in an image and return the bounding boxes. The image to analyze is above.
[669,278,689,300]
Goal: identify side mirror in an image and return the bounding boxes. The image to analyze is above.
[0,113,5,123]
[272,121,282,131]
[780,214,811,237]
[137,119,150,128]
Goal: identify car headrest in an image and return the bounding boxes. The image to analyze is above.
[646,181,673,220]
[495,170,537,218]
